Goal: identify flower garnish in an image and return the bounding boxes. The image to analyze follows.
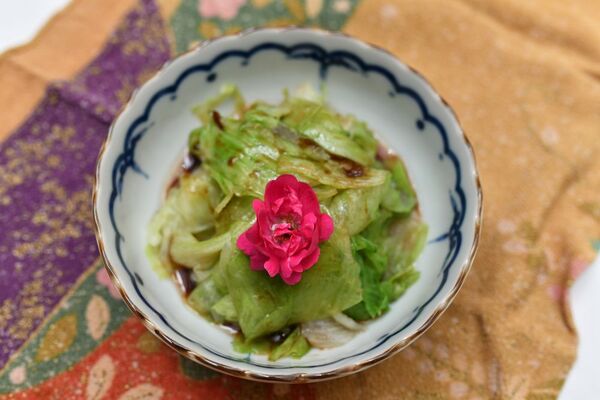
[236,174,334,285]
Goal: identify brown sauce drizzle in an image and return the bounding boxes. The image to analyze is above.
[298,138,318,149]
[267,325,295,345]
[297,138,365,177]
[173,267,196,297]
[182,152,200,173]
[212,110,224,130]
[329,154,364,178]
[221,321,241,335]
[165,151,202,198]
[343,164,364,177]
[165,176,180,196]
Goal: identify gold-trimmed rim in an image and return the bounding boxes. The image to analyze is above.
[92,27,483,383]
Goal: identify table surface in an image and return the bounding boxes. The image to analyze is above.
[0,1,598,398]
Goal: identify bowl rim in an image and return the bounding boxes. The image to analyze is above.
[93,26,483,383]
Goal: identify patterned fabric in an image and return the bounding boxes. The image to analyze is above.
[0,1,169,367]
[1,0,599,398]
[171,0,360,52]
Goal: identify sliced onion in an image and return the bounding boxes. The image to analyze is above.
[332,313,364,331]
[301,319,358,349]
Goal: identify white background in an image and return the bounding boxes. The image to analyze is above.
[0,1,597,397]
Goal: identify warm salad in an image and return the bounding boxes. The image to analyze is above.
[147,85,427,360]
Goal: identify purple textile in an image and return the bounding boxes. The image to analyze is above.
[0,0,171,366]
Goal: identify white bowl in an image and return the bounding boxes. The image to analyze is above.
[94,28,482,382]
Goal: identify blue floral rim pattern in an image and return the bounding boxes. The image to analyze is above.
[107,41,466,369]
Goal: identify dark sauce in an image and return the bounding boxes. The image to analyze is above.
[267,325,295,345]
[165,152,201,198]
[221,321,241,335]
[343,164,364,177]
[182,152,201,173]
[173,267,196,297]
[298,138,365,178]
[298,138,318,149]
[376,142,399,164]
[329,154,364,178]
[226,324,297,347]
[165,176,180,196]
[212,110,225,130]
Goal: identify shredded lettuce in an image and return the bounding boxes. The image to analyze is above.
[344,235,389,320]
[386,162,417,214]
[221,229,361,340]
[268,328,310,361]
[278,155,388,189]
[147,84,428,360]
[327,179,390,235]
[232,327,310,361]
[188,278,221,316]
[282,98,377,166]
[232,335,271,356]
[384,212,428,278]
[344,210,427,320]
[210,295,237,323]
[146,169,215,277]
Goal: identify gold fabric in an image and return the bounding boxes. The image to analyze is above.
[318,0,600,397]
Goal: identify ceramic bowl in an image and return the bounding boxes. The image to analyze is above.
[94,28,482,382]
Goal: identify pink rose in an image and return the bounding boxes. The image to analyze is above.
[237,175,334,285]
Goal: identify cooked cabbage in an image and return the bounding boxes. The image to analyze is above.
[147,85,427,360]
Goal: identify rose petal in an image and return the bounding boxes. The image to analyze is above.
[301,247,320,271]
[297,181,320,214]
[279,258,293,279]
[319,214,334,241]
[249,251,269,271]
[264,258,280,277]
[300,213,317,236]
[287,234,303,254]
[237,227,258,256]
[252,199,265,214]
[265,175,298,204]
[282,272,302,285]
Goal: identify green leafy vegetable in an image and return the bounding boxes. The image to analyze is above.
[191,83,245,125]
[210,295,238,323]
[344,235,389,320]
[278,155,388,189]
[386,161,417,214]
[384,213,428,278]
[382,267,420,301]
[146,169,215,276]
[147,84,428,360]
[188,279,221,315]
[344,211,427,320]
[232,335,271,355]
[232,327,311,361]
[327,179,390,235]
[269,328,311,361]
[222,230,362,339]
[283,98,376,166]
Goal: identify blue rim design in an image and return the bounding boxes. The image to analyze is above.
[107,41,466,369]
